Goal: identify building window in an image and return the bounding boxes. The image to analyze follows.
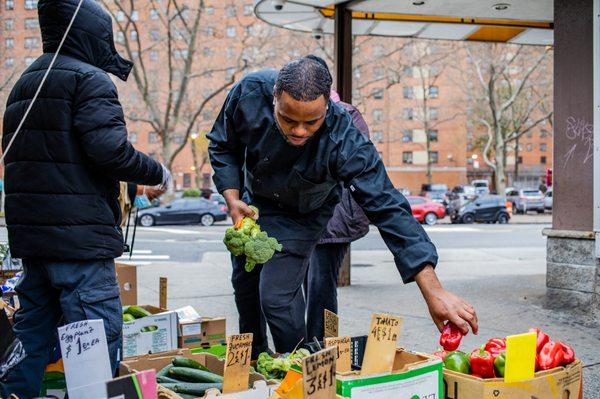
[149,132,159,143]
[373,45,384,57]
[403,151,413,164]
[540,129,548,138]
[5,37,13,49]
[24,18,38,29]
[203,47,212,56]
[116,31,124,43]
[541,156,547,164]
[5,0,14,10]
[129,132,138,144]
[372,131,383,143]
[429,151,439,164]
[526,143,533,152]
[116,11,125,21]
[24,0,37,9]
[150,9,159,20]
[403,66,412,77]
[402,129,413,142]
[429,107,438,120]
[206,6,214,15]
[429,86,439,98]
[24,37,39,48]
[150,30,159,41]
[226,26,236,37]
[131,10,139,21]
[353,67,361,79]
[243,4,253,15]
[373,66,385,79]
[150,51,158,61]
[428,129,438,142]
[130,30,138,41]
[25,57,35,66]
[540,143,547,152]
[372,109,384,123]
[518,156,523,164]
[226,47,234,59]
[403,108,413,120]
[526,131,533,138]
[5,58,14,68]
[204,26,214,36]
[174,49,189,59]
[5,19,14,30]
[372,88,384,99]
[403,86,413,99]
[226,5,236,17]
[183,173,191,188]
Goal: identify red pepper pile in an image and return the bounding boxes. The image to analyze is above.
[434,324,577,379]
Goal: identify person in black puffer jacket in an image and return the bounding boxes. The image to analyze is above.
[0,1,169,396]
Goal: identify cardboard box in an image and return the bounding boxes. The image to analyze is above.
[443,359,583,399]
[122,305,178,358]
[116,263,137,306]
[336,349,443,398]
[178,317,227,349]
[120,349,272,398]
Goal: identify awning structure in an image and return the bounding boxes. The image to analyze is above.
[254,0,553,45]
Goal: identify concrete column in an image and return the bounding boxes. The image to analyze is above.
[547,0,599,323]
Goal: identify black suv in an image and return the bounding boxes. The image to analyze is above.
[449,195,511,224]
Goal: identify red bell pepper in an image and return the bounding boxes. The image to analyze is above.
[439,322,464,351]
[484,338,506,358]
[538,341,564,370]
[529,328,550,353]
[433,349,447,362]
[469,346,495,378]
[558,341,575,365]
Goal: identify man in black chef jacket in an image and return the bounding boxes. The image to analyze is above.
[208,56,478,357]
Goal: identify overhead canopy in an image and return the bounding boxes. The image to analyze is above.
[254,0,553,45]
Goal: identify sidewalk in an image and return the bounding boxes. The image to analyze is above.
[138,245,600,397]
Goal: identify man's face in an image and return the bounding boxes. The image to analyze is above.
[273,91,328,146]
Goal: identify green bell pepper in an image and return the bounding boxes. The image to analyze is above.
[444,351,471,374]
[494,351,506,377]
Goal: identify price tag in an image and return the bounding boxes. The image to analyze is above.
[324,309,339,338]
[360,313,402,375]
[58,319,112,399]
[302,346,337,399]
[504,332,537,382]
[159,277,167,309]
[325,336,351,373]
[222,333,253,393]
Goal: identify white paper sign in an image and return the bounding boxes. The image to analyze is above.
[58,319,112,399]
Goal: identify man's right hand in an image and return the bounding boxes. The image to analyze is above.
[223,189,256,226]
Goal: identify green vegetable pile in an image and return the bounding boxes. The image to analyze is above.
[255,349,310,380]
[223,206,283,272]
[122,306,158,332]
[156,356,224,398]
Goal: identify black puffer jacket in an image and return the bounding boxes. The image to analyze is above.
[2,0,163,260]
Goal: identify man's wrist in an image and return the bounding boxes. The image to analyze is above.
[222,189,240,208]
[414,264,443,297]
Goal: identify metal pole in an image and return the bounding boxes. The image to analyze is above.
[334,3,352,103]
[594,0,600,256]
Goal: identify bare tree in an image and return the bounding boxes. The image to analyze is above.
[465,43,552,193]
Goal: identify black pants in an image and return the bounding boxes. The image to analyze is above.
[231,239,317,358]
[305,243,349,342]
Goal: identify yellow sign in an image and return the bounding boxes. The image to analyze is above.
[504,332,537,383]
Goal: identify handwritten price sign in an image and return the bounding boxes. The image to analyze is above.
[303,346,337,399]
[360,314,402,375]
[222,333,253,393]
[325,336,351,373]
[324,309,339,338]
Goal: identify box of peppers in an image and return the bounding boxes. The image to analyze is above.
[434,323,583,399]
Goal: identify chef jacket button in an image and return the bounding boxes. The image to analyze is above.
[264,156,270,162]
[274,192,280,198]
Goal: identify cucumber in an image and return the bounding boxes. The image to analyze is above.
[168,367,223,383]
[123,313,135,323]
[172,356,210,372]
[157,376,180,384]
[160,382,223,396]
[122,305,131,314]
[126,306,152,319]
[156,364,174,378]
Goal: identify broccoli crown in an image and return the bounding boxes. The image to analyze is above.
[244,239,276,265]
[223,227,249,257]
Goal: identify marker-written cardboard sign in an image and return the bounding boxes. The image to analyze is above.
[302,346,337,399]
[360,313,402,376]
[58,319,112,399]
[323,310,339,339]
[222,333,253,393]
[324,336,351,373]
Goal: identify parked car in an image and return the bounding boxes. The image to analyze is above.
[137,198,228,227]
[420,184,449,207]
[407,196,446,226]
[397,187,411,196]
[544,188,553,210]
[506,188,545,214]
[450,195,511,224]
[471,180,490,195]
[449,185,476,200]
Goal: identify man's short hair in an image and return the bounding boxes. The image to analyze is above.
[274,55,332,102]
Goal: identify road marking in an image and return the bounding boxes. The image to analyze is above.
[138,227,200,235]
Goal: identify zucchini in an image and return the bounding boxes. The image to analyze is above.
[172,356,210,372]
[159,382,222,396]
[157,364,174,378]
[126,306,152,319]
[168,367,223,383]
[156,376,180,383]
[123,313,136,323]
